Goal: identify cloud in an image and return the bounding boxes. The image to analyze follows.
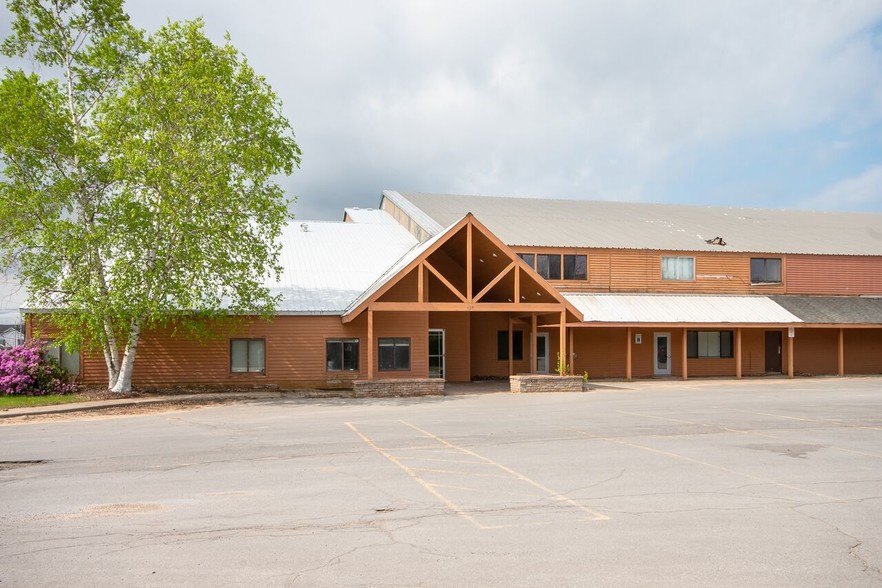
[807,164,882,210]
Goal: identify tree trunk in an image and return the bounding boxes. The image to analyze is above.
[110,319,142,393]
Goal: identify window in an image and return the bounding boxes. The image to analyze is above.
[536,254,561,280]
[750,258,782,284]
[563,254,587,280]
[497,331,524,361]
[231,339,265,373]
[326,339,359,371]
[379,338,410,371]
[47,343,80,375]
[517,253,535,269]
[687,331,733,358]
[661,256,694,281]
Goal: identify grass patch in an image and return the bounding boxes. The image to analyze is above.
[0,395,84,409]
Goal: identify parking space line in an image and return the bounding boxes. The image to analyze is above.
[345,421,482,528]
[617,409,882,460]
[573,428,842,502]
[400,420,609,521]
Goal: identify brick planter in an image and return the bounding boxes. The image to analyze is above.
[353,378,445,398]
[509,374,583,393]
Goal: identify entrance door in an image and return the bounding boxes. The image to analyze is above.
[428,329,445,379]
[536,333,549,373]
[654,332,672,376]
[765,330,782,373]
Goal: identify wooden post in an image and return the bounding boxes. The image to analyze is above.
[569,327,575,376]
[838,328,845,377]
[626,327,632,382]
[514,265,521,304]
[787,332,794,379]
[367,308,374,380]
[466,222,473,302]
[559,311,566,376]
[508,315,514,377]
[531,313,537,374]
[735,328,742,380]
[418,263,424,302]
[681,328,688,381]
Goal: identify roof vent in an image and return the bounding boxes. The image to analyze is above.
[300,223,309,232]
[705,236,726,246]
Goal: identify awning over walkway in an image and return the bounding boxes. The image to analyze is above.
[770,296,882,324]
[563,294,803,324]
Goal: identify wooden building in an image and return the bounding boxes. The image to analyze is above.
[26,192,882,387]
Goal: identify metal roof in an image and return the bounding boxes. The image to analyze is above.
[769,296,882,324]
[342,207,401,225]
[388,191,882,256]
[271,219,417,314]
[564,293,803,324]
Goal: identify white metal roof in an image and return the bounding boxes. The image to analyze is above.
[564,293,803,324]
[389,191,882,256]
[272,219,417,314]
[342,207,400,225]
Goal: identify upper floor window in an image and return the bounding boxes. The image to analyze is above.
[661,256,694,281]
[231,339,265,373]
[750,258,782,284]
[563,255,587,280]
[517,253,535,269]
[536,254,561,280]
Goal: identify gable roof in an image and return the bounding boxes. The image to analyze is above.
[385,191,882,256]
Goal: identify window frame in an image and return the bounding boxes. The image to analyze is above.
[661,256,695,281]
[536,254,562,280]
[686,331,734,359]
[750,258,782,284]
[563,254,588,280]
[46,341,81,376]
[378,337,411,372]
[326,338,360,372]
[230,338,266,374]
[497,330,524,361]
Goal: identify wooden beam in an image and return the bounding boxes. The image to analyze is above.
[423,260,467,303]
[474,261,515,302]
[368,302,568,312]
[681,327,688,381]
[531,313,537,374]
[559,311,566,376]
[735,328,742,380]
[367,308,374,380]
[787,332,794,379]
[838,328,845,377]
[626,327,632,382]
[514,265,520,303]
[568,327,574,376]
[508,315,514,377]
[418,262,424,303]
[466,221,473,302]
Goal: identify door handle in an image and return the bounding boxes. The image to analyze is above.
[778,345,781,354]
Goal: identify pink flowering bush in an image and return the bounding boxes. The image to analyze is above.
[0,342,77,396]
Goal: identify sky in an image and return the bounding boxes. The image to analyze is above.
[2,0,882,314]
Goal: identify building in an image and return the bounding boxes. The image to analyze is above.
[1,324,24,348]
[26,191,882,387]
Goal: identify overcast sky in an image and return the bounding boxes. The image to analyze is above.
[2,1,882,313]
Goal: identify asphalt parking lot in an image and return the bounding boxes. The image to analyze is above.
[2,378,881,587]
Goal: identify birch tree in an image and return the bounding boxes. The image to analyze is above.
[0,1,301,392]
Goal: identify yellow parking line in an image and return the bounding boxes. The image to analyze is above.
[345,422,482,528]
[574,429,842,502]
[400,420,609,521]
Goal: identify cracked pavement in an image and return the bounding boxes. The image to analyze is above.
[2,377,882,586]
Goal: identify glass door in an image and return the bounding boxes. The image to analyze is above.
[536,333,549,373]
[429,329,445,379]
[654,332,671,376]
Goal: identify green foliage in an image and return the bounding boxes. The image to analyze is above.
[582,370,589,382]
[555,352,570,377]
[0,1,301,390]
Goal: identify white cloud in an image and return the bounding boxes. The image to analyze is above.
[807,164,882,210]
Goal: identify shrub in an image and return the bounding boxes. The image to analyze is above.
[0,342,77,396]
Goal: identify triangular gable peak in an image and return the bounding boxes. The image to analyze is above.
[342,213,582,323]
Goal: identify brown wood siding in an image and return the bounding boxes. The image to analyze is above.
[572,328,628,378]
[372,311,428,379]
[792,329,839,375]
[844,329,882,374]
[429,312,470,382]
[469,313,531,378]
[786,256,882,295]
